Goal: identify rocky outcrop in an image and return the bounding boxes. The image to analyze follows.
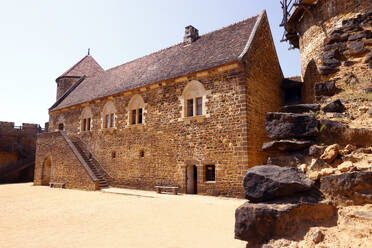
[243,165,313,202]
[266,112,318,139]
[320,12,372,75]
[235,200,336,246]
[262,140,312,152]
[267,153,306,167]
[320,171,372,205]
[319,119,372,147]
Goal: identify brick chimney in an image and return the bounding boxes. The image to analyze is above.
[184,25,199,44]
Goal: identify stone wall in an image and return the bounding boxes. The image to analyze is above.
[34,132,97,190]
[0,122,39,182]
[243,12,284,166]
[47,65,250,197]
[297,0,372,103]
[56,77,80,100]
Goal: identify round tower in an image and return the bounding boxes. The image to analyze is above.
[282,0,372,103]
[56,77,81,100]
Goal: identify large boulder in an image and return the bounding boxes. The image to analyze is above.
[322,99,346,113]
[279,104,320,113]
[266,112,319,139]
[319,119,372,147]
[243,165,313,202]
[235,200,337,245]
[320,171,372,205]
[314,80,336,96]
[262,140,312,152]
[267,153,306,168]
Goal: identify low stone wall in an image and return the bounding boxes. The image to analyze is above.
[34,132,97,190]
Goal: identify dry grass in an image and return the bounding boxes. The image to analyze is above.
[0,183,246,248]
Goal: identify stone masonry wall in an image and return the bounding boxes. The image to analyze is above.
[297,0,372,103]
[243,13,284,167]
[34,132,97,190]
[0,122,39,182]
[48,65,250,197]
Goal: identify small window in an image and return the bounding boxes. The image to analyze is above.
[87,118,91,131]
[82,119,87,131]
[138,108,143,124]
[140,150,145,158]
[111,151,116,159]
[131,110,137,125]
[105,114,110,128]
[196,97,203,116]
[110,114,114,128]
[187,99,194,117]
[58,123,64,131]
[205,165,215,182]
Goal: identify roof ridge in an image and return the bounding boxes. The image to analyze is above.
[107,15,259,73]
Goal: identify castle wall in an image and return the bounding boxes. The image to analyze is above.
[296,0,372,103]
[0,122,39,182]
[34,132,97,190]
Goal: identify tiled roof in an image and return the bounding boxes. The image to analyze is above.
[51,14,260,110]
[56,55,104,80]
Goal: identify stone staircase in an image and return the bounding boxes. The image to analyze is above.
[72,141,111,189]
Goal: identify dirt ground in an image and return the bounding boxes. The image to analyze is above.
[0,183,246,248]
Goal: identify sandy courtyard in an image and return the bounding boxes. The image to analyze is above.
[0,183,246,248]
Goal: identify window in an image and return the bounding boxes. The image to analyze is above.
[181,80,208,118]
[102,101,116,129]
[205,165,215,182]
[196,97,202,116]
[186,97,203,117]
[139,150,145,158]
[111,151,116,159]
[187,99,193,117]
[128,94,145,125]
[81,107,93,132]
[110,114,114,128]
[87,118,91,131]
[58,123,64,131]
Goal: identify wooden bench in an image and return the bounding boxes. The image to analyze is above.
[155,186,179,195]
[49,182,65,188]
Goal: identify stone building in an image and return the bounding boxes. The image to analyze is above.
[281,0,372,103]
[0,122,41,183]
[34,10,284,197]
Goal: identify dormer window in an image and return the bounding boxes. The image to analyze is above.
[181,80,208,118]
[128,94,145,125]
[81,107,93,132]
[102,101,116,129]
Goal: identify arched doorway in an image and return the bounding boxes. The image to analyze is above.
[186,165,197,194]
[41,157,52,185]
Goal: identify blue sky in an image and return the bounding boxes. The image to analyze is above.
[0,0,300,126]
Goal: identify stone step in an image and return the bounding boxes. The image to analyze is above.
[280,104,320,114]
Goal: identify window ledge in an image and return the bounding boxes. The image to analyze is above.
[205,181,216,184]
[125,124,144,129]
[180,115,206,123]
